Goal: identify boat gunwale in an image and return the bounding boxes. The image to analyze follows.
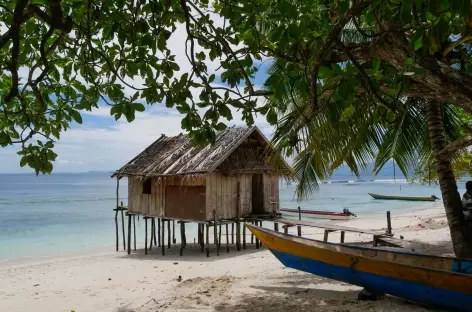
[368,193,437,201]
[248,224,469,263]
[247,224,472,285]
[280,208,351,216]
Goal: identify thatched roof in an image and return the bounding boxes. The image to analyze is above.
[112,126,291,178]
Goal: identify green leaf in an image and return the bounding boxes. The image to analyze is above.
[209,74,215,83]
[372,56,380,72]
[124,108,136,122]
[215,122,227,131]
[20,156,28,167]
[340,105,355,122]
[266,108,277,125]
[110,104,122,116]
[318,66,332,79]
[133,103,145,112]
[69,110,83,124]
[157,35,166,51]
[412,31,424,51]
[219,105,232,120]
[176,103,190,114]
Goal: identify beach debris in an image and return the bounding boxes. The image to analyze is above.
[108,278,112,281]
[177,275,182,282]
[357,288,384,301]
[173,262,178,265]
[294,289,310,294]
[400,235,404,239]
[33,284,39,287]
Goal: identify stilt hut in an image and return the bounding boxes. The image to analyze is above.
[112,126,291,222]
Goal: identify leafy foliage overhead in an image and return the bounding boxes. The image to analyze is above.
[2,0,472,174]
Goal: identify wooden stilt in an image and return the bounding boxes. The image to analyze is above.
[183,222,187,247]
[236,182,241,251]
[114,209,119,251]
[161,219,165,256]
[167,220,171,248]
[133,215,136,251]
[127,213,132,255]
[200,224,204,252]
[218,224,222,249]
[121,205,126,250]
[149,218,153,251]
[180,222,184,256]
[297,206,302,237]
[242,222,246,249]
[197,224,201,245]
[323,229,329,242]
[284,224,288,234]
[274,222,279,232]
[206,223,210,257]
[255,222,260,249]
[251,221,254,244]
[214,215,219,256]
[226,223,229,253]
[115,178,119,251]
[340,231,345,243]
[231,223,234,244]
[387,211,392,235]
[157,218,161,247]
[173,220,176,244]
[259,221,263,247]
[153,218,157,246]
[145,217,148,255]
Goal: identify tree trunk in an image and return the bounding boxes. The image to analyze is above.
[427,100,472,258]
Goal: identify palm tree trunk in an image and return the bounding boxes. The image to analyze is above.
[427,100,472,258]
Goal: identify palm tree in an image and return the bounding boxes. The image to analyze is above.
[265,60,472,256]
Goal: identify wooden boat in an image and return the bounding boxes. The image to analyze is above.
[368,193,439,202]
[280,208,355,220]
[247,224,472,311]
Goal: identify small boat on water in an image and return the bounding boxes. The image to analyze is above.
[280,208,356,220]
[247,224,472,311]
[368,193,439,202]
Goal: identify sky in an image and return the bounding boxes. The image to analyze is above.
[0,20,275,174]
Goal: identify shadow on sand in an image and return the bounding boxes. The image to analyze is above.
[214,284,442,312]
[117,242,267,262]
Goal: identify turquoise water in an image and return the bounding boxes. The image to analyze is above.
[0,173,463,260]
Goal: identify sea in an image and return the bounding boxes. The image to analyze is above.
[0,173,465,261]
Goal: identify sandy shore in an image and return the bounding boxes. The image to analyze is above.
[0,203,452,312]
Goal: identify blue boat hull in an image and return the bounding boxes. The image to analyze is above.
[272,249,472,311]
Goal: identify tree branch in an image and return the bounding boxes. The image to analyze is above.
[438,136,472,159]
[442,34,472,57]
[310,0,372,113]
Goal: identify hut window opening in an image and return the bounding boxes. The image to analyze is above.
[143,178,152,194]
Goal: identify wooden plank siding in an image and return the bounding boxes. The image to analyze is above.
[129,173,279,221]
[127,176,205,217]
[206,172,253,220]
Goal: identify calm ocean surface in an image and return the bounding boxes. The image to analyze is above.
[0,173,462,260]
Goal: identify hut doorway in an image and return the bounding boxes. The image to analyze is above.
[252,174,264,214]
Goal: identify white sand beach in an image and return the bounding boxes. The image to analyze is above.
[0,203,453,312]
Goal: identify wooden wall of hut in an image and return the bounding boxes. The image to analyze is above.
[206,172,279,219]
[264,173,279,213]
[127,175,206,217]
[128,173,279,221]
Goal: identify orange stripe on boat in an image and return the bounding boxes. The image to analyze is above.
[247,225,472,294]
